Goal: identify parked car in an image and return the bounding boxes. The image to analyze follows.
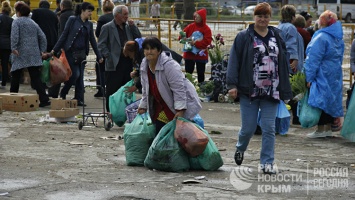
[219,5,242,16]
[243,5,256,15]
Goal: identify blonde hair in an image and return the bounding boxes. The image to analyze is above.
[102,0,114,13]
[293,14,306,28]
[1,1,13,15]
[318,10,337,28]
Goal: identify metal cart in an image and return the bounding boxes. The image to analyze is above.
[78,60,113,131]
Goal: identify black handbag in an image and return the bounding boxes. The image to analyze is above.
[72,49,86,64]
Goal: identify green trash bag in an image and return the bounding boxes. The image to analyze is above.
[144,119,190,172]
[298,90,322,128]
[341,94,355,142]
[124,113,156,166]
[189,131,224,171]
[41,58,51,86]
[109,79,136,127]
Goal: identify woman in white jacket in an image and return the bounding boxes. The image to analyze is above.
[137,37,202,135]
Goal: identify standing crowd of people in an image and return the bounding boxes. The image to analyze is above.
[0,0,352,174]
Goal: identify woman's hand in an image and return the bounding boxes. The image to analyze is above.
[137,107,147,114]
[307,82,311,88]
[228,88,238,100]
[290,60,298,72]
[124,85,137,94]
[98,58,104,63]
[12,50,19,56]
[42,52,52,60]
[130,70,138,78]
[174,110,185,119]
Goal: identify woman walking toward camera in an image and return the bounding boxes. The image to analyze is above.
[226,2,292,174]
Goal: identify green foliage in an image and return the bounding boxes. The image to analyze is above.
[208,34,225,65]
[289,72,307,96]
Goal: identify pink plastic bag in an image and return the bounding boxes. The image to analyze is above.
[174,117,209,157]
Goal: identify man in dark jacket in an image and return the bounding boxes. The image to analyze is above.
[58,0,74,36]
[32,0,59,52]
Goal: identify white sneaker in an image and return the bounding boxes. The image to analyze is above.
[307,130,332,138]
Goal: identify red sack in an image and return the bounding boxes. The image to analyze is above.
[174,117,209,157]
[49,56,69,85]
[59,50,72,81]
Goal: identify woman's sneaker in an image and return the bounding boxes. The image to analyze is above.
[307,130,332,138]
[234,149,244,165]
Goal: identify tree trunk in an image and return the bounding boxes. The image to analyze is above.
[183,0,195,28]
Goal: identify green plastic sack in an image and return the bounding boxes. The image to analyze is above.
[109,79,136,127]
[298,90,322,128]
[189,131,224,171]
[144,119,190,172]
[123,113,156,166]
[341,93,355,141]
[41,58,51,86]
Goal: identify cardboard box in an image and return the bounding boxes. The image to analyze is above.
[51,99,71,110]
[0,93,39,112]
[49,108,79,118]
[51,99,77,110]
[70,100,77,108]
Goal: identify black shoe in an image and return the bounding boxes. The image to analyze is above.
[77,101,86,107]
[39,101,51,107]
[254,125,262,135]
[60,94,66,100]
[234,149,244,165]
[261,164,276,175]
[94,92,103,97]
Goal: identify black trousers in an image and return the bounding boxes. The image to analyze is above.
[318,111,334,125]
[105,55,133,112]
[185,59,206,83]
[11,66,49,103]
[0,49,11,86]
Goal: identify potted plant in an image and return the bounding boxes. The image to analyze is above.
[208,34,227,102]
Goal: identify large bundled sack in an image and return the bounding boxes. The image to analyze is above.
[174,117,209,157]
[109,79,136,127]
[124,113,155,166]
[144,119,190,172]
[189,131,224,171]
[49,56,70,85]
[275,100,291,135]
[298,90,322,128]
[341,92,355,142]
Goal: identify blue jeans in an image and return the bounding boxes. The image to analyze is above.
[60,50,85,102]
[237,95,278,165]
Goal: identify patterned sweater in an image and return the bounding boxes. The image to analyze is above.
[11,17,47,71]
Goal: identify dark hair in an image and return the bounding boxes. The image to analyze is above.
[61,0,72,10]
[254,2,272,16]
[123,41,139,60]
[39,0,50,8]
[281,5,296,23]
[75,2,94,16]
[15,2,31,16]
[300,11,312,21]
[142,37,162,52]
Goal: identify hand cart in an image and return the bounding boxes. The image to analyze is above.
[78,60,113,131]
